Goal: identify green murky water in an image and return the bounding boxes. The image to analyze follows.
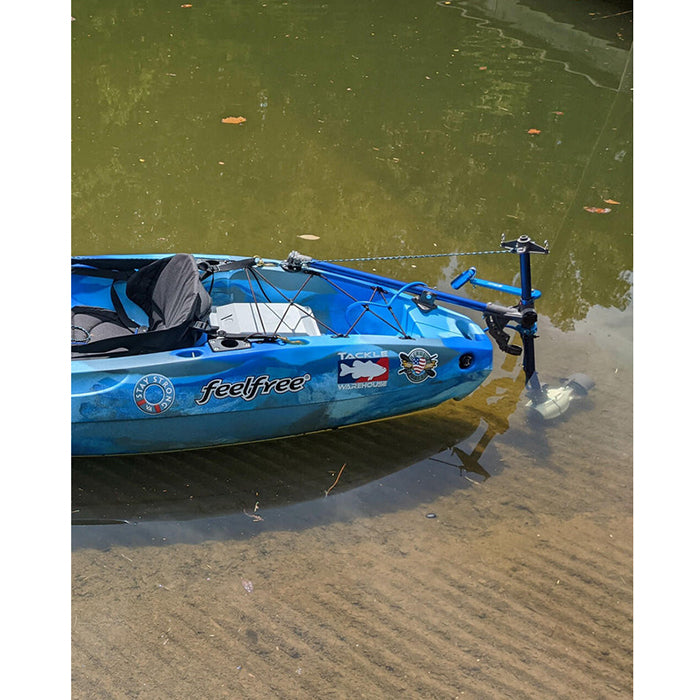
[71,0,632,544]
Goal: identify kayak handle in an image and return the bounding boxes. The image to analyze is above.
[451,266,541,299]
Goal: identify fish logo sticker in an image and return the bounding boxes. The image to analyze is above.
[398,348,438,384]
[338,357,389,389]
[133,374,176,414]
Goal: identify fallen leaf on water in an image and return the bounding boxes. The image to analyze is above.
[604,198,620,205]
[221,116,247,124]
[583,206,612,214]
[298,234,320,240]
[527,128,541,135]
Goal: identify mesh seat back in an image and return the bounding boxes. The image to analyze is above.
[127,254,211,333]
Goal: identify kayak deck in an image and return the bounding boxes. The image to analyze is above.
[71,253,494,455]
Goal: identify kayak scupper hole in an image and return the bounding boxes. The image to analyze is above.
[459,353,474,369]
[175,349,205,358]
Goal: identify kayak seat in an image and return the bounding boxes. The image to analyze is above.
[71,306,137,347]
[72,254,212,357]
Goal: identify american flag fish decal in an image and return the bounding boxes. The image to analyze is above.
[337,357,390,389]
[398,348,438,384]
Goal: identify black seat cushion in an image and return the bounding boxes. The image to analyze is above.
[71,306,134,352]
[72,254,212,357]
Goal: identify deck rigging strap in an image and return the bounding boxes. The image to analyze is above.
[317,249,509,263]
[198,257,258,280]
[247,263,410,339]
[109,282,148,334]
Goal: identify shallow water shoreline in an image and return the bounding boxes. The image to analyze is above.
[72,319,633,698]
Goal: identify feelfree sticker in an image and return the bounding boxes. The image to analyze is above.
[133,374,176,414]
[195,373,311,405]
[397,348,438,384]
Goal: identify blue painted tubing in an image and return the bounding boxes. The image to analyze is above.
[309,260,505,316]
[451,267,477,289]
[344,280,428,323]
[517,248,539,390]
[469,276,542,300]
[519,247,534,306]
[450,264,541,299]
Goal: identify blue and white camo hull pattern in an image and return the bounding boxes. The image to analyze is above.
[71,254,493,455]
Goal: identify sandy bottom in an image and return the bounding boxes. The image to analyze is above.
[72,319,632,698]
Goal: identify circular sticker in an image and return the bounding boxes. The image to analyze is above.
[133,374,176,414]
[398,347,439,384]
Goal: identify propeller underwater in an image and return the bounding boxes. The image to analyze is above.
[527,373,595,420]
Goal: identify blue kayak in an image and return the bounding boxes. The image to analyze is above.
[71,241,546,456]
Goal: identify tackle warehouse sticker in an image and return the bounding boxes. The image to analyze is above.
[133,374,176,414]
[337,356,390,390]
[195,373,311,405]
[398,348,438,384]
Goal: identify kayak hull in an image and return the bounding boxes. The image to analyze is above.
[71,254,493,455]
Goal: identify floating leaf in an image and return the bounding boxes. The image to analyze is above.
[583,206,612,214]
[604,199,620,205]
[297,234,320,240]
[527,128,541,135]
[221,116,247,124]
